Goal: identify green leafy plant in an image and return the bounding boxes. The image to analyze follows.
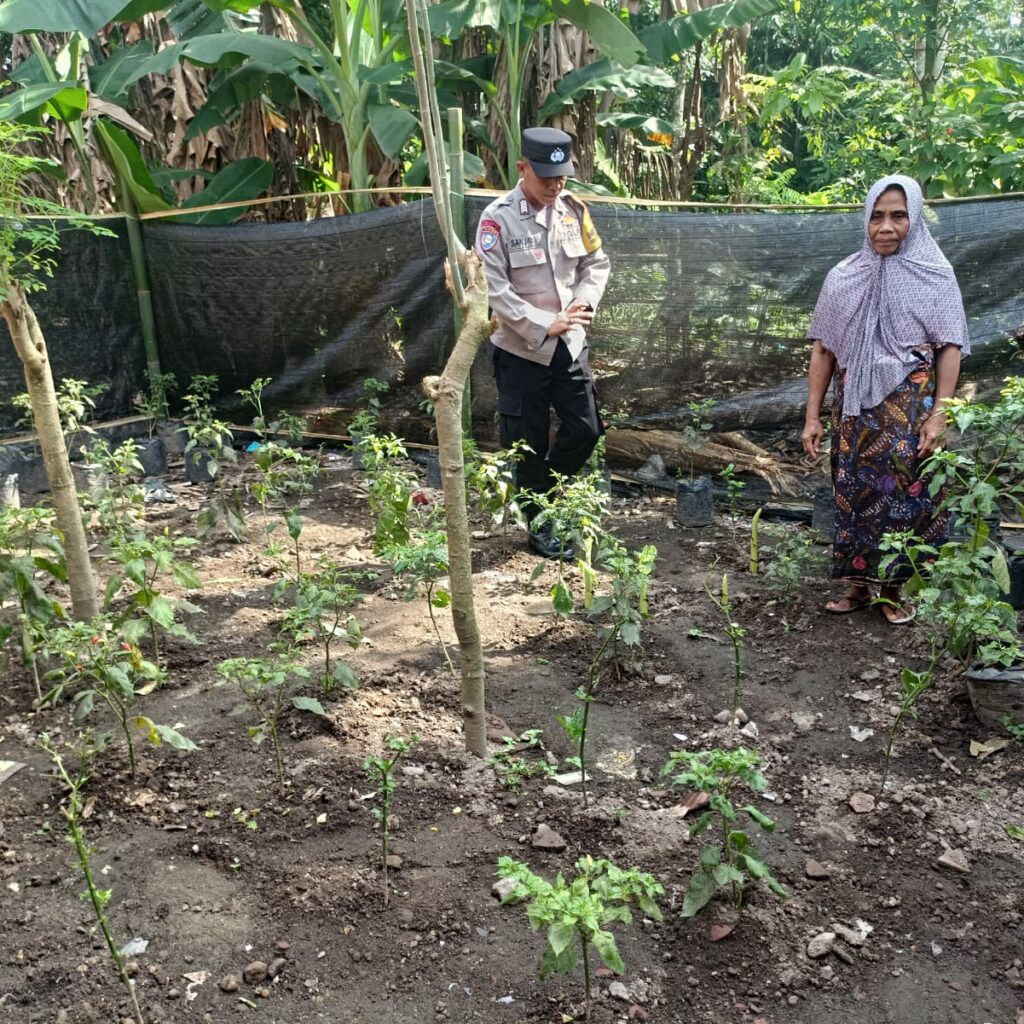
[706,574,746,725]
[363,733,420,907]
[464,439,531,533]
[81,437,144,538]
[39,733,145,1024]
[489,729,558,792]
[362,433,416,553]
[1006,823,1024,842]
[347,377,389,450]
[252,445,323,559]
[682,398,715,480]
[0,504,66,701]
[216,649,321,797]
[41,622,194,776]
[719,463,746,542]
[561,538,657,807]
[280,563,364,696]
[526,470,609,617]
[238,376,310,446]
[104,529,201,664]
[15,376,108,448]
[134,371,178,436]
[662,747,786,915]
[385,503,453,673]
[1002,715,1024,742]
[762,528,827,601]
[496,856,663,1023]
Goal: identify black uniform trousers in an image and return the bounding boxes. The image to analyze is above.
[492,340,603,524]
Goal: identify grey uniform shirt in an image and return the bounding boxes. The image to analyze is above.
[475,182,611,366]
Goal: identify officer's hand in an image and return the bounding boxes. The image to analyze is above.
[548,302,593,337]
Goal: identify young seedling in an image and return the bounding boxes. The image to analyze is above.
[0,504,66,702]
[347,377,389,455]
[526,470,609,616]
[280,563,364,695]
[1002,716,1024,742]
[488,729,558,792]
[719,463,745,543]
[705,573,745,725]
[463,439,531,535]
[105,529,201,664]
[82,437,144,537]
[39,733,145,1024]
[560,538,657,807]
[683,397,715,480]
[762,527,826,601]
[496,855,663,1023]
[361,433,416,553]
[41,621,194,776]
[216,649,320,797]
[363,733,420,907]
[385,503,454,673]
[662,747,786,915]
[879,663,935,794]
[135,370,177,435]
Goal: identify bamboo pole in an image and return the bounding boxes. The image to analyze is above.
[120,188,163,386]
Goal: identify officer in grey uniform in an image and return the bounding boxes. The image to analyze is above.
[475,127,611,558]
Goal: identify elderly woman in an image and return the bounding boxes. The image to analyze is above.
[801,175,969,624]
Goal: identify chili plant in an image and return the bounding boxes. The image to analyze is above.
[81,437,144,538]
[762,528,826,602]
[104,529,201,664]
[347,377,389,452]
[706,573,746,725]
[0,504,66,701]
[216,650,321,797]
[384,504,453,673]
[683,397,715,480]
[280,563,364,696]
[662,747,786,915]
[39,733,145,1024]
[41,622,194,776]
[361,433,416,553]
[496,855,663,1024]
[363,733,420,908]
[252,444,322,552]
[463,438,531,533]
[526,470,609,616]
[561,539,657,807]
[719,463,746,543]
[134,370,177,436]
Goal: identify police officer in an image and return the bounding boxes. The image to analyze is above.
[475,127,611,558]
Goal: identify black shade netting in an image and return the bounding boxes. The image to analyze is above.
[0,220,144,436]
[468,196,1024,436]
[140,200,453,433]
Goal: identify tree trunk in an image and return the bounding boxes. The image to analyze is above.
[421,254,493,757]
[1,283,99,621]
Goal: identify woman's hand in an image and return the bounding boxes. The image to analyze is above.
[917,412,946,456]
[802,416,825,458]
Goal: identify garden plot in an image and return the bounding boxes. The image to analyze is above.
[1,438,1023,1024]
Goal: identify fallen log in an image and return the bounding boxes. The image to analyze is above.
[606,427,815,495]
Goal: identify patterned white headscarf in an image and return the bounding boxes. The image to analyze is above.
[808,175,969,417]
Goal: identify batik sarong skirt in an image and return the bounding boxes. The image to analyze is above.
[830,355,947,583]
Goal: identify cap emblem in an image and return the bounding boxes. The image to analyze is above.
[550,148,565,164]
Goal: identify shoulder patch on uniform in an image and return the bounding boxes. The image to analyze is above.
[565,194,602,253]
[478,218,501,252]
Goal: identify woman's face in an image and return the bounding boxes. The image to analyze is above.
[868,186,910,256]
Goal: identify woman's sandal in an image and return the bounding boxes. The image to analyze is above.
[825,591,873,615]
[881,602,916,625]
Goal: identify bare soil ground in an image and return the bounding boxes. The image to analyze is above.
[2,450,1022,1024]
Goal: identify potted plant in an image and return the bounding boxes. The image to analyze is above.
[134,371,178,472]
[883,378,1024,733]
[675,397,715,527]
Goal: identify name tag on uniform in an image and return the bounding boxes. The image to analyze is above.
[508,233,541,252]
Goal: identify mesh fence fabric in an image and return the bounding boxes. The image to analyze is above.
[2,196,1021,440]
[0,220,145,435]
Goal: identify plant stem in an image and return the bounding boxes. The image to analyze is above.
[580,932,592,1024]
[381,780,391,908]
[426,584,456,676]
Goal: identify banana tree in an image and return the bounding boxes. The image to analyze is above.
[429,0,649,186]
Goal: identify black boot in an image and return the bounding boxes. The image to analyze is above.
[528,522,575,560]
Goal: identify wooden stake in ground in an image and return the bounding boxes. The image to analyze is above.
[407,0,493,756]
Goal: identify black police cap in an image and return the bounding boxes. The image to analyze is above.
[521,127,575,178]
